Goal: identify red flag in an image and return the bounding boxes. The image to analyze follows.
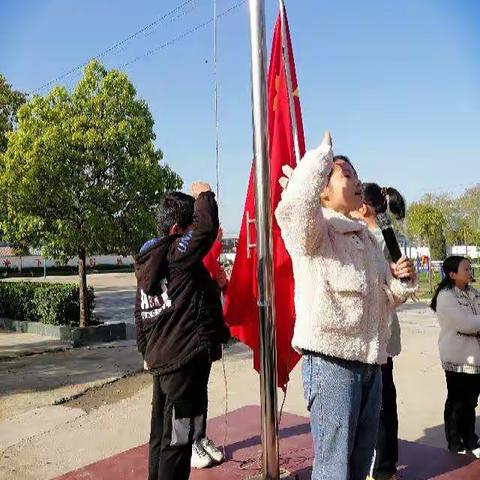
[203,239,222,281]
[223,8,305,390]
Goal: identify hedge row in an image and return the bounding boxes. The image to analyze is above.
[0,264,134,278]
[0,282,95,326]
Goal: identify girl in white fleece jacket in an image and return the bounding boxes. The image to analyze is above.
[431,255,480,456]
[275,131,416,480]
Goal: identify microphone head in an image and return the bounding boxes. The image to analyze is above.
[376,211,392,230]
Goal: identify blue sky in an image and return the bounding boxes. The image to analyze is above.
[1,0,479,235]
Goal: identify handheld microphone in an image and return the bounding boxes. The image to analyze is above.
[376,211,403,263]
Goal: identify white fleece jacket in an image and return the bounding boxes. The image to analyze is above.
[275,140,415,365]
[436,286,480,374]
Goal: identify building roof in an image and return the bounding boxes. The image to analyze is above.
[0,246,16,257]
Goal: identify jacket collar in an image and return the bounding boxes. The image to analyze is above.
[322,208,365,234]
[454,285,479,299]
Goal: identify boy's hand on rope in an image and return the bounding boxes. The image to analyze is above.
[191,182,212,199]
[390,256,416,282]
[217,265,228,289]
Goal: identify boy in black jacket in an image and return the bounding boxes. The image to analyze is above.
[134,182,230,480]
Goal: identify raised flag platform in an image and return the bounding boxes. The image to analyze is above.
[56,405,480,480]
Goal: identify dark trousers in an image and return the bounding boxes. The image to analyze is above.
[148,356,211,480]
[444,370,480,452]
[373,357,398,479]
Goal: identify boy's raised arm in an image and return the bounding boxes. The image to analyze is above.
[172,183,219,268]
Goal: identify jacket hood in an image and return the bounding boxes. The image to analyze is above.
[134,235,180,295]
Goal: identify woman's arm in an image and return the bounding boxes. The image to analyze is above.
[275,132,333,256]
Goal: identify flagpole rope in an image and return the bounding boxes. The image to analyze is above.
[213,0,221,203]
[278,384,288,425]
[212,0,229,459]
[278,352,291,426]
[220,343,229,458]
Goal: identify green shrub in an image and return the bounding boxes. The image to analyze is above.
[0,264,133,278]
[0,282,38,322]
[0,282,95,326]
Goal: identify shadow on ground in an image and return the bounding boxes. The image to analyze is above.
[0,345,143,397]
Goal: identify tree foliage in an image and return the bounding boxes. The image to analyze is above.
[0,74,26,154]
[405,199,446,260]
[406,186,480,260]
[0,61,182,325]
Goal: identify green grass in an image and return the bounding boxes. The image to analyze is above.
[416,271,441,300]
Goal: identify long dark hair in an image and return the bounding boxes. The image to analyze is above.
[362,183,406,220]
[430,256,467,311]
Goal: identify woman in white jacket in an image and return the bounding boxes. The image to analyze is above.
[431,255,480,456]
[275,131,416,480]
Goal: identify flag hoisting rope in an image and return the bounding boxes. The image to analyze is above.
[279,0,301,165]
[213,0,221,201]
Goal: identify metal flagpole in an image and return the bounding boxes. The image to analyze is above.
[247,1,280,479]
[279,0,301,165]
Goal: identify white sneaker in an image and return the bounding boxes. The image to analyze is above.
[191,441,213,469]
[199,437,224,463]
[469,447,480,458]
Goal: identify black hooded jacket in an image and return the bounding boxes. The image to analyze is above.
[134,192,231,375]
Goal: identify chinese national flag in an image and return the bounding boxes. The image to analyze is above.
[223,7,305,390]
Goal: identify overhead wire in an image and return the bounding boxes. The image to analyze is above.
[117,1,246,70]
[29,0,199,95]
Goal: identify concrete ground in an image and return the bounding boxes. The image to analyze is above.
[0,330,72,360]
[0,273,478,479]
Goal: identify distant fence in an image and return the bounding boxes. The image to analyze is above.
[0,255,134,271]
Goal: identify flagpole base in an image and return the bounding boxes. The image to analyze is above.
[246,468,297,480]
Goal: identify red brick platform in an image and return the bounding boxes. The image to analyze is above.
[56,405,480,480]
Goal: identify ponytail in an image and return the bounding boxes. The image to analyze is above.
[362,183,406,220]
[384,187,406,220]
[362,183,386,214]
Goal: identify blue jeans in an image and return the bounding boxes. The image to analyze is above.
[302,353,382,480]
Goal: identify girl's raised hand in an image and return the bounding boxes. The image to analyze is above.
[323,130,332,147]
[279,164,293,190]
[278,130,332,192]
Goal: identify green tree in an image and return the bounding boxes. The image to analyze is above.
[455,185,480,247]
[405,201,447,260]
[0,74,26,153]
[0,61,182,326]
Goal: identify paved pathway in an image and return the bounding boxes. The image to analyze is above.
[2,277,480,479]
[56,406,480,480]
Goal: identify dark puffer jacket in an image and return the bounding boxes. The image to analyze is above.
[134,192,231,375]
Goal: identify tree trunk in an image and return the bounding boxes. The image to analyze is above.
[428,242,433,293]
[78,249,89,328]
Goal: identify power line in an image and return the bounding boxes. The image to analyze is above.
[29,0,198,95]
[117,1,246,70]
